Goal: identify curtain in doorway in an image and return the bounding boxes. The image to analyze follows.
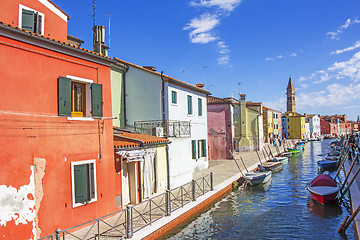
[143,149,156,199]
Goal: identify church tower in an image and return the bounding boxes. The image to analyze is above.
[286,76,295,112]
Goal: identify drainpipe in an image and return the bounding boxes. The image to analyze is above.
[160,71,171,190]
[122,65,129,127]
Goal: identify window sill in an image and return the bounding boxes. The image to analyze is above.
[73,199,97,208]
[67,117,95,121]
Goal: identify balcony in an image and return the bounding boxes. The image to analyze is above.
[134,120,191,138]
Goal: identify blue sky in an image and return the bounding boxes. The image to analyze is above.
[56,0,360,121]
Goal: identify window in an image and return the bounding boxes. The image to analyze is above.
[187,95,192,115]
[287,118,290,122]
[58,76,103,118]
[287,126,290,129]
[191,140,196,159]
[198,139,207,158]
[71,160,97,207]
[171,91,177,104]
[19,5,44,35]
[198,98,202,116]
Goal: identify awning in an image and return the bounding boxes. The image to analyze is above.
[117,150,146,162]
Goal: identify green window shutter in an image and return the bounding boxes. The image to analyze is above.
[192,140,196,159]
[74,164,88,204]
[172,91,177,104]
[202,140,206,157]
[187,95,192,115]
[198,98,202,116]
[91,83,103,117]
[198,140,201,158]
[58,77,71,116]
[22,9,35,32]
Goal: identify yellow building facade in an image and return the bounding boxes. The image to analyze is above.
[284,112,306,139]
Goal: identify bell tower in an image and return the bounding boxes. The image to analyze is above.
[286,76,295,112]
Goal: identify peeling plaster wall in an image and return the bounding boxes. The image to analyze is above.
[34,157,46,238]
[0,166,36,238]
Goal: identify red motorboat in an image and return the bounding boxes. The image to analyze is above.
[306,172,340,205]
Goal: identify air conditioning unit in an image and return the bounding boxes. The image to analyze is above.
[152,127,164,137]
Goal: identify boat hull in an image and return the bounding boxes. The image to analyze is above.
[308,187,339,205]
[243,171,272,186]
[317,160,338,171]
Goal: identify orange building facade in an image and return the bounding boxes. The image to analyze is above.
[0,0,123,239]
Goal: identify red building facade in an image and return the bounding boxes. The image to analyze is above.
[0,0,123,238]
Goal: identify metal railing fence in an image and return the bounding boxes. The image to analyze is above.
[39,173,213,240]
[134,120,191,138]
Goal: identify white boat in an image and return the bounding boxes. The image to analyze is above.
[272,156,288,164]
[243,166,272,186]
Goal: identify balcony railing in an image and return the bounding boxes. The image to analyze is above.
[134,120,191,138]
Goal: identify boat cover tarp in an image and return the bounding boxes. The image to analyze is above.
[311,174,337,187]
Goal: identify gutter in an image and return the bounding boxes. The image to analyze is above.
[122,65,129,127]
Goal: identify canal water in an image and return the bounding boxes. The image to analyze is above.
[167,139,357,240]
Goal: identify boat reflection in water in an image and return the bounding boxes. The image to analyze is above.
[307,198,342,218]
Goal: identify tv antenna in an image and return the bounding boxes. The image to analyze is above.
[92,0,96,27]
[108,12,111,56]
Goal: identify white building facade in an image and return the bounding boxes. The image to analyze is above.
[122,61,209,189]
[306,114,321,139]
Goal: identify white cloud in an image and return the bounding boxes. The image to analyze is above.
[298,76,307,82]
[190,0,242,11]
[217,41,231,65]
[301,51,360,84]
[263,97,286,113]
[265,52,296,61]
[326,18,360,40]
[264,83,360,116]
[185,0,242,66]
[183,13,220,44]
[331,40,360,55]
[297,83,360,110]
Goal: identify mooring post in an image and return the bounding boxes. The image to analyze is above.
[229,150,244,176]
[337,215,349,233]
[192,180,196,201]
[339,204,360,233]
[55,228,61,240]
[261,149,267,162]
[339,153,358,194]
[340,166,360,199]
[267,145,274,158]
[335,149,349,180]
[126,206,132,238]
[240,157,248,172]
[256,151,262,165]
[263,147,270,160]
[210,172,214,191]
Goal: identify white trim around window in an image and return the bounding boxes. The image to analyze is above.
[71,159,97,208]
[19,4,45,35]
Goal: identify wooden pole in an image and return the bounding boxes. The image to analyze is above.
[256,151,263,165]
[262,149,268,161]
[339,204,360,233]
[239,157,249,172]
[263,147,271,161]
[267,145,274,158]
[339,153,358,194]
[340,165,360,199]
[337,215,349,233]
[229,150,244,176]
[335,148,351,179]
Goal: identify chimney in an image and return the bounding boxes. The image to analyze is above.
[93,26,109,56]
[143,66,157,72]
[196,83,205,89]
